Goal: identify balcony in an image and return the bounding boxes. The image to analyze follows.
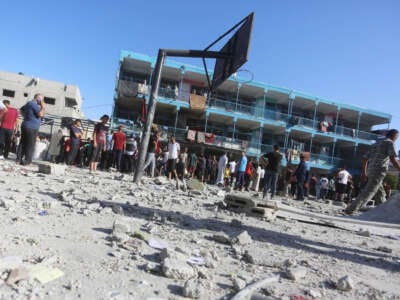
[289,115,382,142]
[207,98,288,125]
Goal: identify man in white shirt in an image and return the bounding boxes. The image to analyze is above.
[336,166,352,202]
[228,159,236,187]
[216,152,228,185]
[167,135,180,180]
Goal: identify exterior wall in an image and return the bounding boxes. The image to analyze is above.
[0,70,84,119]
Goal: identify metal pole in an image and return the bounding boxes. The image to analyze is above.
[134,49,166,183]
[356,112,361,138]
[174,107,179,135]
[232,120,236,141]
[313,102,318,129]
[334,107,340,133]
[258,126,263,155]
[204,113,208,133]
[235,83,241,111]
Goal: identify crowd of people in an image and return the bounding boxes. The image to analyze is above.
[1,94,399,216]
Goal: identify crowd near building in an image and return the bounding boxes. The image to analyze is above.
[0,50,399,215]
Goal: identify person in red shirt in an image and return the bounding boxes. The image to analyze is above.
[244,158,254,191]
[0,100,19,159]
[112,125,126,171]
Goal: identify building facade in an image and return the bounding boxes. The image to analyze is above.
[0,70,84,133]
[111,50,391,173]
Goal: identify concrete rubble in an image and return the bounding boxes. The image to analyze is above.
[0,158,400,299]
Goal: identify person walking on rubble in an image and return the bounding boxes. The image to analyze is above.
[19,94,45,165]
[89,114,109,173]
[294,153,307,201]
[67,119,82,165]
[216,152,228,186]
[345,129,400,214]
[261,145,283,200]
[0,100,19,159]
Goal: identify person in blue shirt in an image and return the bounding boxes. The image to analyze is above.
[234,151,247,191]
[19,94,45,165]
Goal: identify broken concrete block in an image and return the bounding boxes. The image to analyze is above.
[286,266,307,281]
[162,258,195,280]
[232,231,252,246]
[336,275,353,291]
[182,277,203,299]
[37,162,66,176]
[112,217,133,243]
[242,248,266,266]
[232,277,247,292]
[187,178,205,191]
[211,232,231,245]
[6,267,31,285]
[159,248,187,262]
[225,194,256,210]
[357,229,371,237]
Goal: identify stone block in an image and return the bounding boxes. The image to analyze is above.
[232,230,252,246]
[336,275,353,291]
[286,266,307,281]
[183,278,203,299]
[37,162,66,176]
[187,178,206,191]
[162,258,195,280]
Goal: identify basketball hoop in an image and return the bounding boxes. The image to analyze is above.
[232,68,254,85]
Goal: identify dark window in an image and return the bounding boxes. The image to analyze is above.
[65,97,77,108]
[23,92,28,97]
[3,89,15,97]
[44,97,56,105]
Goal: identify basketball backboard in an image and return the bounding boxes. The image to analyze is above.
[212,12,254,91]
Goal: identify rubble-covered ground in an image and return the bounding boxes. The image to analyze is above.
[0,159,399,300]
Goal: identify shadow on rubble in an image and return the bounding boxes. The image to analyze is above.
[97,200,399,272]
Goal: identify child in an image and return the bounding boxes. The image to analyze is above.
[224,165,231,187]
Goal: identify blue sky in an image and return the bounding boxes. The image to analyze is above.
[1,1,399,137]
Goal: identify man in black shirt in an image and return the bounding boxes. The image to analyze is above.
[261,145,283,200]
[67,119,82,165]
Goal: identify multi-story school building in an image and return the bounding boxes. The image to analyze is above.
[111,50,391,173]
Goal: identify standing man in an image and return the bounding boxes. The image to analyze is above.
[123,134,137,174]
[216,152,228,186]
[228,157,237,187]
[67,119,82,165]
[167,134,180,180]
[90,114,109,173]
[0,100,19,159]
[112,125,126,171]
[234,151,247,191]
[261,145,283,200]
[336,166,352,202]
[143,131,160,177]
[19,94,45,165]
[345,129,400,214]
[294,154,307,201]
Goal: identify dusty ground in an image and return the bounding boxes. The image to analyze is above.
[0,158,399,300]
